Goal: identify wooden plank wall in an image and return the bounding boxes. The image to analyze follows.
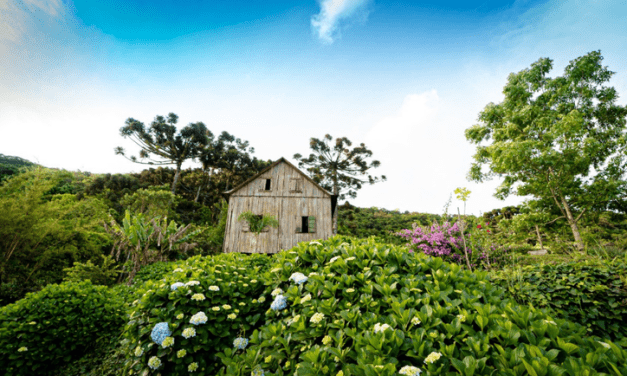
[231,162,327,198]
[223,162,333,254]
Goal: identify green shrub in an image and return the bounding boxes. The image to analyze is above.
[217,236,626,376]
[121,253,272,375]
[490,259,627,341]
[133,261,177,284]
[63,255,121,286]
[0,281,126,375]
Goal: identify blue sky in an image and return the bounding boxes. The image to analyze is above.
[1,0,626,214]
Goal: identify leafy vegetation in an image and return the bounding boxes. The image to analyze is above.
[216,236,626,376]
[238,210,280,235]
[466,51,627,251]
[0,281,127,376]
[490,258,627,341]
[115,113,210,194]
[294,134,386,201]
[337,202,449,245]
[63,255,122,286]
[104,211,200,284]
[0,154,35,183]
[122,253,271,375]
[0,168,111,304]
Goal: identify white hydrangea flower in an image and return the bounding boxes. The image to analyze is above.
[310,312,325,324]
[148,356,162,369]
[424,352,442,364]
[161,336,174,348]
[598,341,611,349]
[399,365,421,376]
[190,312,208,325]
[373,323,391,333]
[271,288,283,297]
[208,285,220,291]
[286,315,301,326]
[185,281,200,286]
[134,346,143,357]
[411,317,421,325]
[191,293,205,301]
[300,293,312,304]
[182,327,196,338]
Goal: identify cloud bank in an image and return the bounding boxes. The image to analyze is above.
[311,0,370,44]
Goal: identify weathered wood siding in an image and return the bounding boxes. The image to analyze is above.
[223,161,333,254]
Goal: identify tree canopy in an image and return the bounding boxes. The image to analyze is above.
[115,113,209,195]
[293,134,386,200]
[465,51,627,251]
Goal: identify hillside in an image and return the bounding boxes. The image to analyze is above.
[0,154,36,182]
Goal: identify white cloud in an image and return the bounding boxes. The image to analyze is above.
[355,90,524,215]
[0,0,64,44]
[311,0,371,44]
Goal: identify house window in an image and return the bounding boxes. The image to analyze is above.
[265,179,271,191]
[242,215,269,232]
[296,216,316,233]
[289,178,303,193]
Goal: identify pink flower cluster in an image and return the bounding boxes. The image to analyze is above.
[396,222,468,263]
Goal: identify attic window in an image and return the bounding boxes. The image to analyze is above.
[296,216,316,233]
[289,178,303,193]
[265,179,271,191]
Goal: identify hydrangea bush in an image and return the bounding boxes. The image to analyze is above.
[217,236,627,376]
[0,281,126,375]
[121,252,271,375]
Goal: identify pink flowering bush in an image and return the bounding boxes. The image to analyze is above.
[396,222,469,264]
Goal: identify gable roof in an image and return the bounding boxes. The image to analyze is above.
[224,157,333,197]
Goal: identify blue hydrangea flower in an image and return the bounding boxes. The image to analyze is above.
[170,282,185,291]
[233,337,249,350]
[289,272,308,285]
[270,294,287,311]
[151,322,171,345]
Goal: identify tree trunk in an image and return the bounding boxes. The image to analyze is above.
[194,168,212,203]
[171,163,182,195]
[535,224,544,250]
[332,179,338,235]
[560,196,584,252]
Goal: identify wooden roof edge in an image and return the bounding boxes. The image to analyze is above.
[223,157,333,197]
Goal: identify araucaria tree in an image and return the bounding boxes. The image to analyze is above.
[115,113,209,195]
[294,134,386,234]
[294,134,386,200]
[465,51,627,251]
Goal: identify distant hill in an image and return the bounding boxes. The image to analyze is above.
[0,154,36,182]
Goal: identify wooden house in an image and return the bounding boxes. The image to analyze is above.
[223,157,337,254]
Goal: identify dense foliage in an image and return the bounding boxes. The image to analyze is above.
[466,51,627,251]
[217,236,626,376]
[0,281,127,375]
[122,252,272,375]
[0,168,111,304]
[490,259,627,341]
[338,203,450,245]
[0,154,35,183]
